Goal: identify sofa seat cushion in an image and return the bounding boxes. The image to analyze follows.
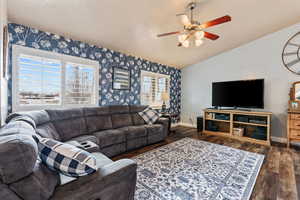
[145,124,164,136]
[121,126,147,139]
[59,152,112,185]
[93,129,126,148]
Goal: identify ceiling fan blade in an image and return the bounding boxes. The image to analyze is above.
[204,32,220,40]
[200,15,231,29]
[157,31,181,37]
[177,14,191,26]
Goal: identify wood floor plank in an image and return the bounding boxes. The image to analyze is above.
[251,147,280,200]
[291,149,300,199]
[278,148,298,200]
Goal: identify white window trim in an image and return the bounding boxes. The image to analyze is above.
[12,45,100,112]
[140,70,170,109]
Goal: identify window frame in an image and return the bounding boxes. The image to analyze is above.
[140,70,170,109]
[12,45,100,112]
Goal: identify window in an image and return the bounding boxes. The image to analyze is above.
[12,45,99,111]
[140,70,170,109]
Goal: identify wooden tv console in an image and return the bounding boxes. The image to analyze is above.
[203,109,272,146]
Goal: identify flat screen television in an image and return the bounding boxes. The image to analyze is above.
[212,79,264,109]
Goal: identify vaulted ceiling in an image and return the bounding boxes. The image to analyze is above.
[7,0,300,68]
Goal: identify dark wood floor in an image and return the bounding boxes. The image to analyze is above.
[113,126,300,200]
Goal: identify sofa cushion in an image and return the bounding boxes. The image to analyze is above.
[34,136,97,177]
[109,105,130,114]
[6,110,50,126]
[84,106,110,116]
[36,123,61,141]
[46,109,87,141]
[0,134,38,184]
[138,107,160,125]
[124,126,147,139]
[111,114,133,128]
[9,161,59,200]
[131,113,146,126]
[93,129,126,148]
[145,124,164,136]
[86,115,113,133]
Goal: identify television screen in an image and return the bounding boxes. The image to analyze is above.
[212,79,264,109]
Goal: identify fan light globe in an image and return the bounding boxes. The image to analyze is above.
[178,34,187,43]
[195,31,205,40]
[195,39,203,47]
[180,15,190,26]
[182,40,190,48]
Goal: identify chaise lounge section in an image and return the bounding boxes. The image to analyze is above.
[0,105,169,200]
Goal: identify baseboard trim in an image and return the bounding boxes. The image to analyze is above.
[177,122,291,145]
[271,136,287,144]
[175,122,197,128]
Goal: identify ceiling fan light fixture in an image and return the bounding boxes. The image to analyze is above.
[182,40,190,48]
[194,31,205,40]
[195,39,203,47]
[178,34,187,43]
[180,14,190,26]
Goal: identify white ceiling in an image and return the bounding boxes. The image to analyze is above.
[7,0,300,68]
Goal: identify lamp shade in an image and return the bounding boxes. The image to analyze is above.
[162,92,169,101]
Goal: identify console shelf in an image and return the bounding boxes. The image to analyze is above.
[206,119,230,123]
[233,121,268,127]
[203,109,272,146]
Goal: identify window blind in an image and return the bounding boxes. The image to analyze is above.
[18,54,62,105]
[140,71,170,108]
[65,63,96,105]
[12,45,99,112]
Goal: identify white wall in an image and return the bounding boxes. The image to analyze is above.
[181,22,300,139]
[0,0,8,125]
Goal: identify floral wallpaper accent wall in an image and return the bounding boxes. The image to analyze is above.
[7,23,181,117]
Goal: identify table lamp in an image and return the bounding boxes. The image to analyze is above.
[161,92,169,113]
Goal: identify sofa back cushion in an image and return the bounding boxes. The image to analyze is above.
[46,108,87,142]
[84,107,112,133]
[109,105,133,128]
[130,105,148,125]
[36,123,61,141]
[6,111,61,141]
[0,121,38,184]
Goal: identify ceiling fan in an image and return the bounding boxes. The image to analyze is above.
[157,2,232,48]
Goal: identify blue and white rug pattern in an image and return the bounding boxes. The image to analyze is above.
[134,138,264,200]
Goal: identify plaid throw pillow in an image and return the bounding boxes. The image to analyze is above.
[138,107,160,125]
[33,136,97,177]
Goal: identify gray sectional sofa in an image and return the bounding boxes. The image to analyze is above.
[0,105,169,200]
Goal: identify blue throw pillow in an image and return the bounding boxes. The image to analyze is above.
[33,136,97,177]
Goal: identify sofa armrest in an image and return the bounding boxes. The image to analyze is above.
[98,159,137,181]
[155,117,169,136]
[52,159,137,200]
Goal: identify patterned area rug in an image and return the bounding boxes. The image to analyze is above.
[134,138,264,200]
